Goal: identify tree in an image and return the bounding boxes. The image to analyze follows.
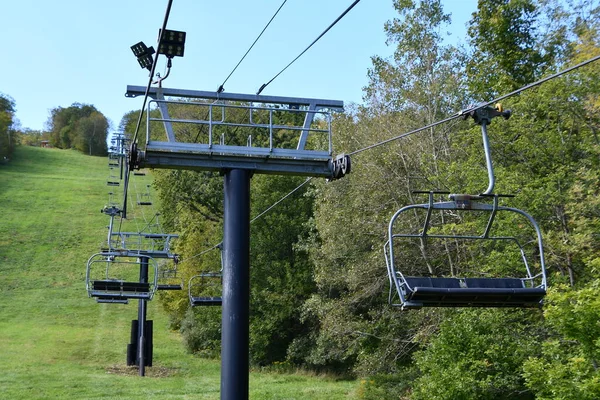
[411,309,541,400]
[466,0,547,98]
[303,0,600,395]
[75,111,108,156]
[523,282,600,400]
[0,93,16,160]
[290,0,475,379]
[47,103,108,155]
[19,129,50,147]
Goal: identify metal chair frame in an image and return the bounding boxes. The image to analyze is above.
[86,252,159,301]
[384,106,547,310]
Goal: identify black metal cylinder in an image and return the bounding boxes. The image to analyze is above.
[221,169,251,400]
[138,257,149,377]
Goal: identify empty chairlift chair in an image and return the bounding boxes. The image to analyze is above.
[189,273,223,306]
[156,257,183,291]
[384,105,547,310]
[137,184,153,206]
[86,253,159,302]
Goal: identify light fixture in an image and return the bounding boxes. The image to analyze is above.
[131,42,155,70]
[157,29,186,58]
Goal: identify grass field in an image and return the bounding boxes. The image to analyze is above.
[0,146,357,399]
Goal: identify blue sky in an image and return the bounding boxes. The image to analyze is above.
[1,0,477,132]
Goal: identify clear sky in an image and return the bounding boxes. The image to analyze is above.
[1,0,477,132]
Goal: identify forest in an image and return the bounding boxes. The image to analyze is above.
[124,1,600,398]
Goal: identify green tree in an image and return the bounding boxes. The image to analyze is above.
[411,309,541,400]
[297,0,469,377]
[466,0,547,98]
[19,129,50,147]
[523,282,600,400]
[47,103,108,155]
[75,111,109,155]
[0,93,16,160]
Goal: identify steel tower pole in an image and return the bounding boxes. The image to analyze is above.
[221,169,251,400]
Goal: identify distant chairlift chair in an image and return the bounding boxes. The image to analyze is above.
[156,256,183,291]
[384,105,547,310]
[86,252,159,304]
[188,244,224,306]
[188,273,223,306]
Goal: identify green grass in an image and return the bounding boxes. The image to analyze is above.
[0,146,357,399]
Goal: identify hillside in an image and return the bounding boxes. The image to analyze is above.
[0,146,356,399]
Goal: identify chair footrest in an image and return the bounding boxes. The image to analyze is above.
[407,287,545,306]
[91,291,152,300]
[190,297,222,306]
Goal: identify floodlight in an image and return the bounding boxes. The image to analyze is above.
[130,41,155,70]
[158,29,186,58]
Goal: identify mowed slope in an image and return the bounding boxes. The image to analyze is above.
[0,146,356,399]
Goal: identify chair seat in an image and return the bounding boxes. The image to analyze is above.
[156,284,183,291]
[403,277,545,308]
[92,280,150,292]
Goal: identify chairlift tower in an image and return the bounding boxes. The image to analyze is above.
[125,85,348,400]
[89,205,180,376]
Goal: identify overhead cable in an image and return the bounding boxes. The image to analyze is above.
[223,53,600,238]
[250,177,313,223]
[151,34,600,264]
[182,242,223,263]
[217,0,288,94]
[131,0,174,146]
[349,54,600,156]
[125,0,174,220]
[256,0,361,95]
[183,177,312,262]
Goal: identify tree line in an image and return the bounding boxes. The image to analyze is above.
[120,1,600,398]
[0,98,109,159]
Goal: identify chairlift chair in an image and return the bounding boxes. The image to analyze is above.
[188,243,224,306]
[137,184,153,206]
[156,257,183,290]
[188,272,223,306]
[86,252,159,301]
[384,106,547,310]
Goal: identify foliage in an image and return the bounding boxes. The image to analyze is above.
[298,0,467,376]
[466,0,547,97]
[19,128,51,147]
[297,0,600,397]
[0,92,17,160]
[47,103,108,155]
[411,309,542,400]
[523,282,600,400]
